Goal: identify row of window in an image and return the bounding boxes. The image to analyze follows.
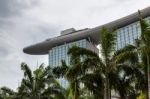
[116,16,150,50]
[49,39,87,67]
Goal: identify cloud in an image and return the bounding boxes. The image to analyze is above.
[0,0,38,17]
[0,0,150,90]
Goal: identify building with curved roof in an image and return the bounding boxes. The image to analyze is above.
[23,6,150,87]
[23,6,150,55]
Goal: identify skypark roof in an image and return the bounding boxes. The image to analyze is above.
[23,6,150,55]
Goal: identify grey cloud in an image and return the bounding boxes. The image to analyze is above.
[0,0,38,17]
[0,60,23,89]
[0,47,9,56]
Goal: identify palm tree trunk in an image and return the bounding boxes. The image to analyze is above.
[104,78,110,99]
[74,82,77,99]
[148,72,150,99]
[147,55,150,99]
[109,84,111,99]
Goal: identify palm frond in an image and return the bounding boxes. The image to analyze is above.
[114,50,138,65]
[1,87,15,95]
[80,73,104,98]
[21,79,32,91]
[82,56,104,72]
[113,44,136,57]
[100,27,117,60]
[42,86,65,99]
[21,63,33,83]
[52,64,69,78]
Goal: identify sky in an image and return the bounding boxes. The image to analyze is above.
[0,0,150,90]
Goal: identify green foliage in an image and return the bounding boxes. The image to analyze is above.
[0,63,65,99]
[100,27,117,60]
[0,87,16,99]
[137,92,146,99]
[137,10,150,98]
[52,27,141,99]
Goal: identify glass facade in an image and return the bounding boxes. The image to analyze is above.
[116,16,150,50]
[49,39,87,67]
[49,39,87,87]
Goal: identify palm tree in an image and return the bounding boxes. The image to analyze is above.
[53,58,83,99]
[79,43,141,98]
[99,27,117,99]
[0,87,16,99]
[53,27,141,99]
[134,11,150,99]
[108,10,150,98]
[17,63,65,99]
[89,27,136,99]
[119,11,150,99]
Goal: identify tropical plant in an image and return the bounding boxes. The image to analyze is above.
[53,57,83,99]
[53,27,142,99]
[91,27,139,99]
[0,87,16,99]
[107,10,150,98]
[16,63,65,99]
[134,10,150,99]
[111,44,145,98]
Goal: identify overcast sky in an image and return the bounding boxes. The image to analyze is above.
[0,0,150,90]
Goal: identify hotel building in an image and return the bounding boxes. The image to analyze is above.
[23,7,150,86]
